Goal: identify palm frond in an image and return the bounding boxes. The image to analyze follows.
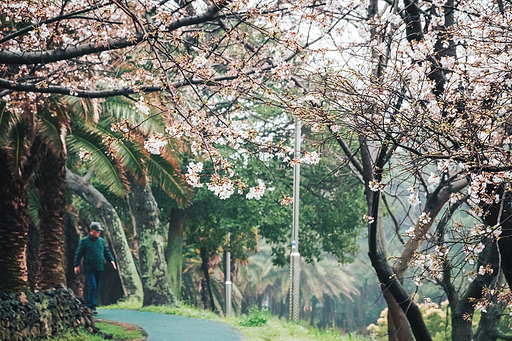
[102,97,165,135]
[147,152,192,207]
[38,110,67,154]
[0,100,14,146]
[67,121,128,197]
[94,120,148,181]
[4,117,32,178]
[28,185,40,226]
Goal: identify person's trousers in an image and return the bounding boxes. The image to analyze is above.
[84,270,102,310]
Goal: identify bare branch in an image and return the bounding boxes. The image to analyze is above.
[0,33,145,65]
[0,2,113,45]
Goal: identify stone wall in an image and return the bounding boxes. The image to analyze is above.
[0,287,94,341]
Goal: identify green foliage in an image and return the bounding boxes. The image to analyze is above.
[66,96,192,206]
[247,147,365,266]
[67,119,128,197]
[185,186,258,260]
[100,303,372,341]
[0,100,12,146]
[367,301,450,341]
[239,306,271,327]
[100,297,143,310]
[147,153,192,207]
[95,322,142,340]
[39,327,105,341]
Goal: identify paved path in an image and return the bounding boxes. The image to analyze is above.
[96,309,245,341]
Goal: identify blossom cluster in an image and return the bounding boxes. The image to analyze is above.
[144,133,168,155]
[246,179,266,200]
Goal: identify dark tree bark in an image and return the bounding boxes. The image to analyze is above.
[64,212,83,297]
[487,191,512,287]
[473,301,509,341]
[0,148,34,293]
[310,296,317,326]
[200,246,215,312]
[98,238,125,305]
[367,144,432,341]
[450,242,498,341]
[66,168,143,300]
[127,174,174,306]
[35,144,66,290]
[382,286,414,341]
[166,207,188,301]
[27,222,40,292]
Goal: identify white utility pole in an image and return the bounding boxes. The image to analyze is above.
[289,117,301,323]
[225,232,232,316]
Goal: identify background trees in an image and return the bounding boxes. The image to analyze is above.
[3,0,512,340]
[272,0,512,340]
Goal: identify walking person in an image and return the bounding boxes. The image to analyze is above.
[74,222,117,314]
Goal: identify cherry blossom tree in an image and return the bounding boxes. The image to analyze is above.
[274,0,512,340]
[0,0,338,292]
[4,1,512,339]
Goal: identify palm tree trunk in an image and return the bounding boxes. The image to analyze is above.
[35,144,66,290]
[166,207,187,301]
[126,174,174,306]
[66,168,143,300]
[27,222,40,292]
[0,149,30,293]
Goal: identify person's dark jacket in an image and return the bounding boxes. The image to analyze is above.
[74,235,114,272]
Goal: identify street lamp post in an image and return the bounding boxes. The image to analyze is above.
[289,117,301,323]
[226,232,232,316]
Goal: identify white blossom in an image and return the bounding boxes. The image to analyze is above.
[363,214,375,224]
[246,179,266,200]
[78,148,91,161]
[134,97,150,116]
[369,180,386,192]
[428,172,440,186]
[405,226,416,239]
[144,133,168,154]
[301,151,321,165]
[408,193,420,206]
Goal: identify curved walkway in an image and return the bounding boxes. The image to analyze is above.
[96,309,245,341]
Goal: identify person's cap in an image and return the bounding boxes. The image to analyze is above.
[90,222,104,232]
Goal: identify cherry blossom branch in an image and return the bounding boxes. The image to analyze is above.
[0,33,145,65]
[165,0,230,31]
[0,2,114,45]
[0,0,229,65]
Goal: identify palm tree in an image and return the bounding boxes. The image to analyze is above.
[0,107,35,292]
[33,101,68,291]
[0,98,68,293]
[66,96,192,305]
[241,243,359,322]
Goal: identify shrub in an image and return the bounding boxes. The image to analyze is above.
[238,306,271,327]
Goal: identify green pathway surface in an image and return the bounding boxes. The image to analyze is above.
[97,309,245,341]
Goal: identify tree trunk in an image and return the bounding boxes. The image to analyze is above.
[166,207,187,301]
[127,174,174,306]
[310,296,317,326]
[0,149,30,293]
[200,246,215,312]
[382,286,415,341]
[35,145,66,290]
[474,300,509,341]
[64,212,83,297]
[319,294,331,329]
[366,145,432,341]
[27,222,39,292]
[66,168,143,300]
